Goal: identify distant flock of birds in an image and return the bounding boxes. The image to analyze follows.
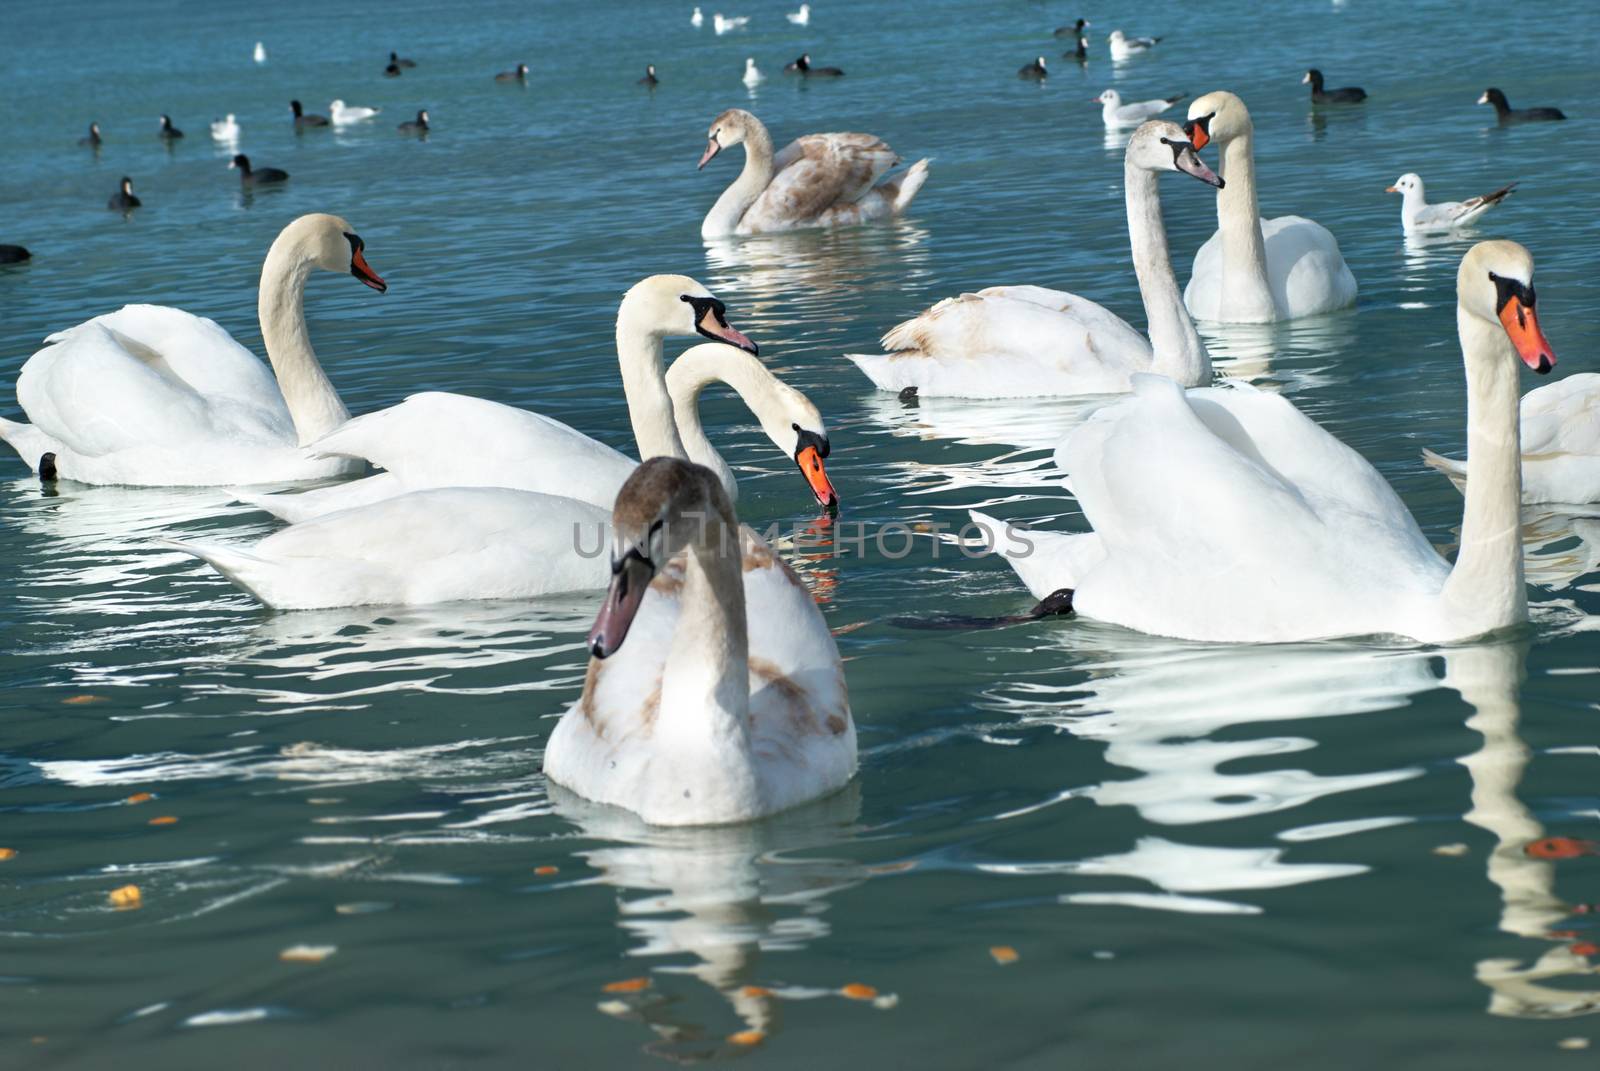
[0,10,1588,826]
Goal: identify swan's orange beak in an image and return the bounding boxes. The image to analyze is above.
[351,246,386,292]
[1183,113,1212,151]
[796,445,838,515]
[697,138,721,170]
[1499,296,1555,374]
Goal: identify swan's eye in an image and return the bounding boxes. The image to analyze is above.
[1487,271,1535,313]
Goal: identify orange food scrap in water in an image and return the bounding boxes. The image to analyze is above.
[0,848,16,861]
[990,945,1020,965]
[728,1030,766,1047]
[61,695,106,705]
[108,884,142,909]
[148,816,179,826]
[739,985,773,998]
[534,866,559,876]
[1571,942,1600,957]
[279,944,337,963]
[839,983,878,1001]
[602,977,652,994]
[125,792,155,805]
[1524,837,1600,860]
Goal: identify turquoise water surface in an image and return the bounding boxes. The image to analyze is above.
[3,0,1600,1066]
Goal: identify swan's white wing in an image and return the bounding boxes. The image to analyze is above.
[307,392,636,509]
[969,509,1105,600]
[1060,376,1446,641]
[1186,216,1358,322]
[1515,373,1600,502]
[845,286,1152,398]
[17,321,294,460]
[170,487,611,609]
[546,528,853,825]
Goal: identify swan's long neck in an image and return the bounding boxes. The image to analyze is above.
[667,346,788,502]
[1124,163,1209,386]
[615,309,687,461]
[659,509,752,761]
[258,241,348,443]
[1441,310,1526,630]
[1214,131,1277,323]
[701,123,774,238]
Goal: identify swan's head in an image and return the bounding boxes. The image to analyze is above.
[589,458,735,659]
[621,275,758,354]
[1184,90,1249,150]
[1095,89,1121,105]
[1459,241,1555,374]
[278,214,387,293]
[698,108,757,169]
[1128,120,1223,187]
[1387,173,1422,196]
[758,375,836,513]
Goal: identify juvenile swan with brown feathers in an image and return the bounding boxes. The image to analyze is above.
[699,108,929,237]
[545,457,856,826]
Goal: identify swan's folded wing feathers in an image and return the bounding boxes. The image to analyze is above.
[1519,373,1600,459]
[758,134,898,223]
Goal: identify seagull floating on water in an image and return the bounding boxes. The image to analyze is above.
[1387,173,1516,234]
[210,114,240,141]
[1108,30,1160,60]
[253,41,266,64]
[713,13,749,34]
[787,3,810,25]
[743,57,764,86]
[1094,89,1185,127]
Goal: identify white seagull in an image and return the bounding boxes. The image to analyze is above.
[253,41,267,64]
[210,114,240,141]
[713,13,750,34]
[787,3,811,25]
[329,100,382,126]
[1109,30,1161,60]
[743,57,764,86]
[1095,89,1185,127]
[691,6,703,26]
[1387,173,1516,234]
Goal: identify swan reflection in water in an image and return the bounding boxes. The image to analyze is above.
[702,219,932,322]
[1452,642,1600,1019]
[976,630,1436,911]
[549,784,880,1061]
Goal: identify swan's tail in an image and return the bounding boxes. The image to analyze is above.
[0,416,56,473]
[968,509,1103,601]
[891,158,931,213]
[160,537,288,605]
[842,352,917,393]
[1420,448,1469,493]
[231,489,311,523]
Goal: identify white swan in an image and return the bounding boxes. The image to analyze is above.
[1388,173,1516,235]
[168,277,837,609]
[1424,373,1600,504]
[234,341,838,523]
[972,240,1557,644]
[698,109,930,238]
[0,214,387,486]
[742,57,764,87]
[210,114,240,142]
[1182,91,1358,322]
[844,120,1221,398]
[1095,89,1184,127]
[329,100,381,125]
[544,456,855,826]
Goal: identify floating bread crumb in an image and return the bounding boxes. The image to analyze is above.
[839,983,878,1000]
[728,1031,766,1046]
[109,884,142,909]
[534,865,559,876]
[740,985,773,998]
[602,977,652,993]
[0,848,16,861]
[148,816,179,826]
[124,792,154,805]
[990,945,1019,965]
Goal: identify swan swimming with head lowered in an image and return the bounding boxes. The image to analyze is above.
[698,108,929,236]
[971,240,1557,645]
[544,455,856,826]
[1180,90,1357,322]
[845,120,1221,398]
[171,276,837,609]
[0,214,385,486]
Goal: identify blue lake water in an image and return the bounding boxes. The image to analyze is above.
[3,0,1600,1065]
